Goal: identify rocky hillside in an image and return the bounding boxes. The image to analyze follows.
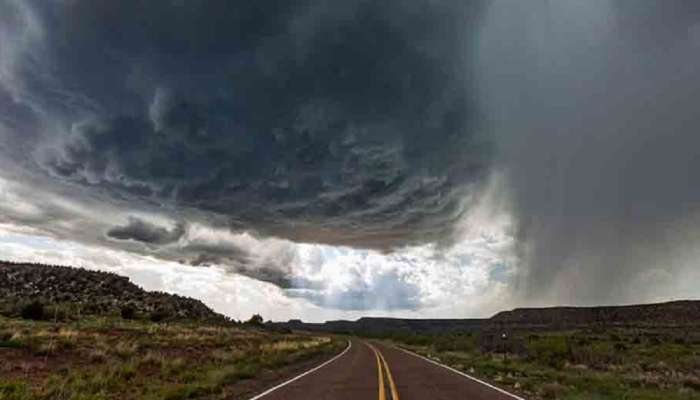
[0,261,227,322]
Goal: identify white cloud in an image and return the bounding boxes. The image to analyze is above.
[0,194,518,322]
[0,169,520,321]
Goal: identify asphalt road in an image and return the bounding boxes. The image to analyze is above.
[250,339,524,400]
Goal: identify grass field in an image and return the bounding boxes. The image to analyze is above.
[0,315,344,400]
[374,327,700,399]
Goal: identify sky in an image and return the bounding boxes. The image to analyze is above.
[1,1,700,322]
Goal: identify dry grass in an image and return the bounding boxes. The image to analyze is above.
[0,315,343,400]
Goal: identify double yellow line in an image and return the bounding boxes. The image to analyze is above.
[367,342,400,400]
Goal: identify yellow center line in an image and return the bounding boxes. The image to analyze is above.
[377,350,400,400]
[373,344,386,400]
[367,342,400,400]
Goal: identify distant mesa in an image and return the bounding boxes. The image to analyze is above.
[273,301,700,333]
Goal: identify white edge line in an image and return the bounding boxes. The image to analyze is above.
[248,340,352,400]
[396,346,526,400]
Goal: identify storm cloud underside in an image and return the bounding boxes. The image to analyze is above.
[1,0,700,315]
[2,0,489,249]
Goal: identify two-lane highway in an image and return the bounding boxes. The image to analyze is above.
[249,338,524,400]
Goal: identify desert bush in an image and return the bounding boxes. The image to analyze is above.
[208,363,258,386]
[569,341,620,368]
[683,376,700,391]
[613,342,627,352]
[540,382,567,399]
[114,341,139,358]
[0,382,30,400]
[161,357,188,378]
[0,298,23,318]
[0,330,13,341]
[0,338,23,349]
[120,305,136,320]
[393,332,431,346]
[526,336,570,368]
[434,333,476,352]
[673,336,687,345]
[161,383,212,400]
[32,341,58,356]
[44,304,70,321]
[138,351,164,368]
[150,309,171,323]
[86,348,108,363]
[20,301,44,320]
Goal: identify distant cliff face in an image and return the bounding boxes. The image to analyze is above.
[0,261,226,322]
[490,301,700,328]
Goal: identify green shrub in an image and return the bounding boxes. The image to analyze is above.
[527,336,570,368]
[0,339,24,348]
[0,382,30,400]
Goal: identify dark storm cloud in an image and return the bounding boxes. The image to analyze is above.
[478,1,700,305]
[5,0,700,311]
[176,239,298,288]
[0,0,490,250]
[106,217,184,245]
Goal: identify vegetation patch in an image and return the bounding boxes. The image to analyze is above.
[0,315,344,399]
[369,328,700,400]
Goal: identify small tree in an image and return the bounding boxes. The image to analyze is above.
[246,314,264,326]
